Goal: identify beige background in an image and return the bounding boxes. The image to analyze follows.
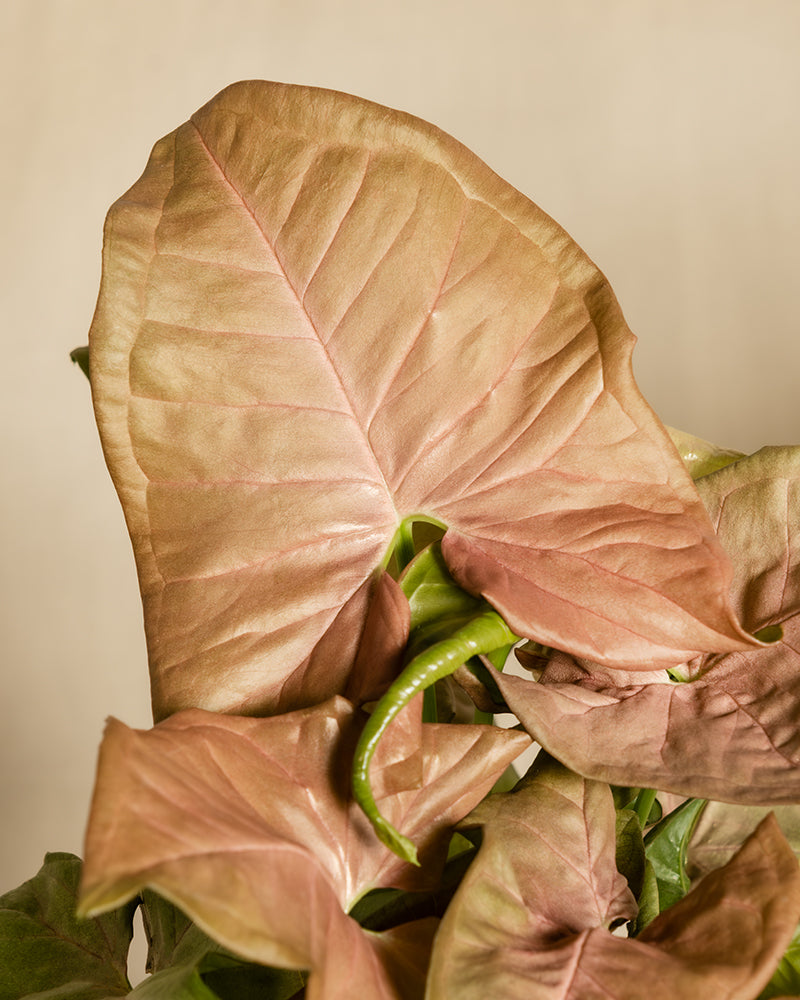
[2,0,799,906]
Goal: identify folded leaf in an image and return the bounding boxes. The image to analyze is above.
[497,631,800,804]
[0,852,134,1000]
[496,447,800,804]
[89,80,753,717]
[427,758,800,1000]
[695,447,800,633]
[687,802,800,883]
[79,698,527,996]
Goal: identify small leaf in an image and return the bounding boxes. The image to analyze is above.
[70,345,90,380]
[643,798,707,917]
[0,852,134,1000]
[634,859,661,935]
[666,426,744,478]
[615,807,646,900]
[140,889,220,974]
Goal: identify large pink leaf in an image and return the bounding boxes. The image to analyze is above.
[495,446,800,803]
[88,80,754,717]
[79,698,528,994]
[427,757,800,1000]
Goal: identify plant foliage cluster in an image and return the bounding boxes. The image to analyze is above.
[3,82,800,999]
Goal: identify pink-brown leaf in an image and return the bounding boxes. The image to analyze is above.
[427,758,800,1000]
[496,447,800,804]
[89,80,752,717]
[79,698,527,993]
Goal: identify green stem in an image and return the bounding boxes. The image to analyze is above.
[635,787,658,828]
[352,609,518,864]
[393,519,417,573]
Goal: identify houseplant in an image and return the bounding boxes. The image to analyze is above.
[2,80,799,999]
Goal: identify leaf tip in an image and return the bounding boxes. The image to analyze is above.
[374,817,420,867]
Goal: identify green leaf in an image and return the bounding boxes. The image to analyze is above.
[199,963,305,1000]
[128,965,220,1000]
[633,859,662,935]
[615,808,646,900]
[666,426,744,479]
[399,542,486,653]
[140,890,218,974]
[138,891,305,1000]
[0,853,134,1000]
[644,798,707,914]
[70,345,90,381]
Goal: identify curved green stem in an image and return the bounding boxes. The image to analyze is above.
[352,609,518,864]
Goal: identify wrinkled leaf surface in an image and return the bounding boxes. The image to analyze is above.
[89,80,752,717]
[496,447,800,804]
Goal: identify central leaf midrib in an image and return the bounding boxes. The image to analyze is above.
[190,120,401,528]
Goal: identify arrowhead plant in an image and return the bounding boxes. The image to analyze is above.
[4,81,800,999]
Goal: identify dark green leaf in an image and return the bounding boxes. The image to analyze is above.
[644,798,707,914]
[348,841,477,932]
[615,808,646,900]
[140,891,217,974]
[632,859,662,935]
[70,346,90,381]
[0,853,134,1000]
[200,963,305,1000]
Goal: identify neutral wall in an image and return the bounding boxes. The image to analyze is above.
[2,0,799,896]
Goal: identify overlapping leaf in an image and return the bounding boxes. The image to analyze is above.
[426,757,800,1000]
[88,79,754,717]
[79,697,528,998]
[495,447,800,803]
[0,852,135,999]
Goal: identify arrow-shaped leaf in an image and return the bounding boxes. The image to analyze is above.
[79,698,527,997]
[426,758,800,1000]
[89,80,753,718]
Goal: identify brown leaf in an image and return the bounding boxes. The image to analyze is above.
[695,446,800,632]
[497,628,800,804]
[427,758,800,1000]
[344,572,410,705]
[89,80,752,717]
[79,698,528,994]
